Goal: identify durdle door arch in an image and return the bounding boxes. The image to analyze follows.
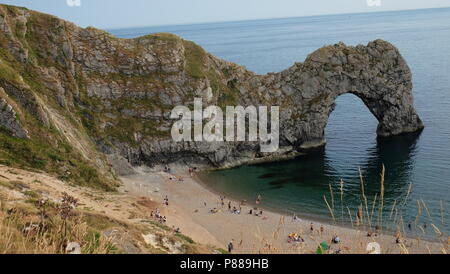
[259,40,425,150]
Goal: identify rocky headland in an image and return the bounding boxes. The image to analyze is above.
[0,4,423,184]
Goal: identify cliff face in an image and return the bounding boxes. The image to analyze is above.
[0,5,423,178]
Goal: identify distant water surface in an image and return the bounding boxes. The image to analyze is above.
[110,8,450,235]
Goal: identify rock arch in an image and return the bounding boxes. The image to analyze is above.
[258,40,424,150]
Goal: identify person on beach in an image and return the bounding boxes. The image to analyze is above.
[249,209,253,215]
[332,235,340,244]
[189,167,194,177]
[228,201,232,211]
[357,207,362,225]
[158,215,165,223]
[320,225,324,236]
[310,223,314,233]
[256,194,262,205]
[228,240,234,253]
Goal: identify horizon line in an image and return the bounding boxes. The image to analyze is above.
[105,5,450,31]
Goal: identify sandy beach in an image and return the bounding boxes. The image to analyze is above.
[120,166,448,254]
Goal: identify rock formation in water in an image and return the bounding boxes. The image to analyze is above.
[0,5,423,181]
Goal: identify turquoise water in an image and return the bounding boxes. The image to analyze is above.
[110,8,450,235]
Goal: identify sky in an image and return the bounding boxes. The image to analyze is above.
[0,0,449,29]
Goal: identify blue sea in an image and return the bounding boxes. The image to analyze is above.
[110,8,450,235]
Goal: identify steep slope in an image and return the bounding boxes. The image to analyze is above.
[0,4,423,180]
[0,165,218,254]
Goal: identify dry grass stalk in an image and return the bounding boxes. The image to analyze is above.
[323,195,335,223]
[0,195,113,254]
[416,200,422,225]
[403,182,412,206]
[371,193,378,223]
[390,198,397,219]
[329,184,335,211]
[346,206,354,227]
[421,199,432,220]
[340,180,344,224]
[358,168,370,227]
[378,165,385,229]
[431,223,443,238]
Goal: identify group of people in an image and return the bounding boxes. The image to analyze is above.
[287,232,305,243]
[331,235,341,244]
[231,206,241,214]
[172,226,181,233]
[150,208,167,224]
[309,222,325,236]
[163,165,185,182]
[248,208,264,217]
[225,199,241,214]
[149,195,171,223]
[168,175,183,182]
[208,195,267,219]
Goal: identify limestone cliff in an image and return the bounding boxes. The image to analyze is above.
[0,4,423,180]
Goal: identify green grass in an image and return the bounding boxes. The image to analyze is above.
[83,213,125,231]
[83,231,118,254]
[142,32,181,43]
[175,232,195,244]
[216,248,230,254]
[184,40,207,78]
[0,59,23,86]
[0,129,115,191]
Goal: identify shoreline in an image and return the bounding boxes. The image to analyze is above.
[120,167,446,254]
[194,172,345,229]
[194,172,442,243]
